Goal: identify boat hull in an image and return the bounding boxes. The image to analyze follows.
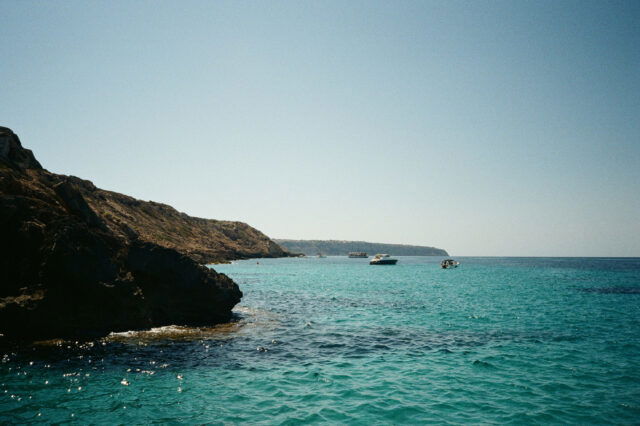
[348,253,368,258]
[370,259,398,265]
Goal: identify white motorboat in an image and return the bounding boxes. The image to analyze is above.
[441,259,460,269]
[369,254,398,265]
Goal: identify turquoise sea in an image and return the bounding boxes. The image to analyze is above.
[1,256,640,424]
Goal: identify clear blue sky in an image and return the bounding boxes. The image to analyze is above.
[1,0,639,256]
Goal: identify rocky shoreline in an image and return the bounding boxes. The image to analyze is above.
[0,127,284,340]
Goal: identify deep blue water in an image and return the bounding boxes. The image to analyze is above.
[1,256,640,424]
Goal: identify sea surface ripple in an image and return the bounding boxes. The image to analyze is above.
[1,256,639,424]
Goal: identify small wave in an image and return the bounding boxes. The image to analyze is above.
[101,305,282,344]
[108,325,195,338]
[104,323,244,343]
[232,305,268,316]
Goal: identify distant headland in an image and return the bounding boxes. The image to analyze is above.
[275,239,448,256]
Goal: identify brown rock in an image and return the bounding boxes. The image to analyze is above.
[0,127,254,340]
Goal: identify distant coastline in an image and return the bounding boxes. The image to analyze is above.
[275,239,448,256]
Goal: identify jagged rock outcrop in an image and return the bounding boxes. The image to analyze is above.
[0,127,41,170]
[0,127,249,339]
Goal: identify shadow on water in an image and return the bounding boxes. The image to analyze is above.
[468,257,640,272]
[0,311,579,373]
[279,327,580,361]
[0,305,282,370]
[577,287,640,294]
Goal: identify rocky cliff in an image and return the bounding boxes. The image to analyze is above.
[0,127,281,339]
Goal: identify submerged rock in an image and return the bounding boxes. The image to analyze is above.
[0,127,245,339]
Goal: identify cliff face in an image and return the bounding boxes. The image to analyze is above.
[0,127,277,339]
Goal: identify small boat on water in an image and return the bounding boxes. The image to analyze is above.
[348,252,368,258]
[370,254,398,265]
[317,253,327,258]
[441,259,460,269]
